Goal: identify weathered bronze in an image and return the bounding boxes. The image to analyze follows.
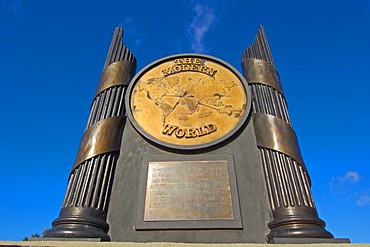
[253,113,305,166]
[126,54,251,149]
[242,58,283,94]
[45,27,137,241]
[242,25,335,242]
[95,60,136,96]
[45,25,348,244]
[73,116,125,169]
[144,160,233,221]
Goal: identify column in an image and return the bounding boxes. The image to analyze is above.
[45,27,136,241]
[242,25,333,242]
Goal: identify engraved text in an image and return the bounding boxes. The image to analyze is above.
[162,123,217,138]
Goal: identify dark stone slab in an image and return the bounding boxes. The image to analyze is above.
[107,118,270,243]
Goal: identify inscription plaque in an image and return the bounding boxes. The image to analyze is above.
[136,155,242,230]
[144,160,233,221]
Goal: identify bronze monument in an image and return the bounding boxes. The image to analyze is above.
[45,26,348,243]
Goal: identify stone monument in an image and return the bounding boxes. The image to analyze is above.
[45,26,348,244]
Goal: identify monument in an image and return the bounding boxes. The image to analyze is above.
[44,26,348,243]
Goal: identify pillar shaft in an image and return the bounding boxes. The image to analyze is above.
[242,25,333,241]
[45,27,136,241]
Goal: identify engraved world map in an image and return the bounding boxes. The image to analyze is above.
[136,75,243,123]
[129,57,248,147]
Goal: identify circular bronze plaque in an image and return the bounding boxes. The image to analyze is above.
[126,54,251,150]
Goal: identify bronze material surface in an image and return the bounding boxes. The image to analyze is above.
[242,25,275,68]
[243,26,335,242]
[46,27,136,241]
[242,58,283,94]
[144,160,233,221]
[253,113,304,166]
[127,54,251,149]
[95,60,136,96]
[73,116,124,169]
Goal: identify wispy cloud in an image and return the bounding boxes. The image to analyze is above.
[341,171,360,182]
[12,0,22,14]
[0,0,23,17]
[356,193,370,206]
[329,171,370,207]
[187,2,216,53]
[118,17,143,51]
[330,171,360,194]
[185,0,233,53]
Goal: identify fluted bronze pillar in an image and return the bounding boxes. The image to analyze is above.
[45,27,136,241]
[242,26,333,242]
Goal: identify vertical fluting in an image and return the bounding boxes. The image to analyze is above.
[104,27,136,69]
[243,26,312,210]
[250,84,291,125]
[62,27,135,213]
[242,25,275,68]
[260,148,315,210]
[46,27,136,241]
[242,25,333,241]
[243,26,290,125]
[61,153,119,210]
[86,86,128,127]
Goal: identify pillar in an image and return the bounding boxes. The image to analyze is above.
[45,27,136,241]
[241,25,333,242]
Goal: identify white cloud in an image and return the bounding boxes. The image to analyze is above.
[342,171,360,183]
[329,171,360,195]
[185,0,233,53]
[356,193,370,206]
[187,2,216,53]
[329,171,370,207]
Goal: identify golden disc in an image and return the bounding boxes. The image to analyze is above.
[127,54,250,149]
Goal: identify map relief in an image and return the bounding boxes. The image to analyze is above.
[129,57,248,147]
[137,75,243,123]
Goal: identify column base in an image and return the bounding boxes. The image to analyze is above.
[267,207,334,242]
[45,207,110,241]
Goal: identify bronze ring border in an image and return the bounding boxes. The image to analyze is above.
[125,53,253,151]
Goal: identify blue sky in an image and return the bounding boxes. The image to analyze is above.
[0,0,370,243]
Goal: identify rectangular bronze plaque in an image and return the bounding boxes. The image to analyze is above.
[144,160,233,221]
